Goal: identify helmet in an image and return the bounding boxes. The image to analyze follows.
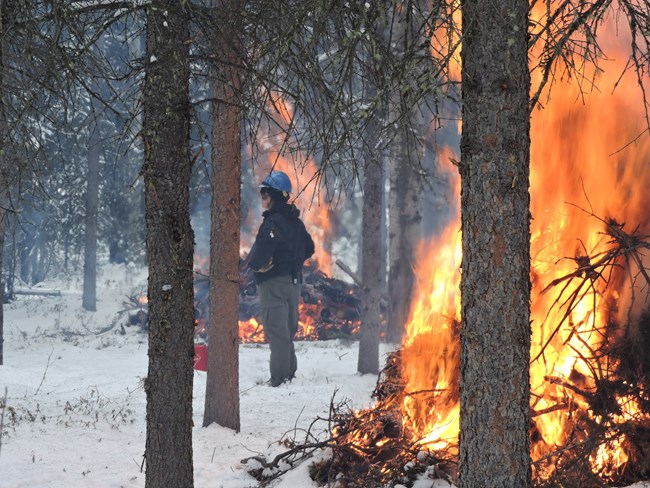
[260,170,292,194]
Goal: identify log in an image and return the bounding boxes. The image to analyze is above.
[336,259,361,286]
[13,289,61,297]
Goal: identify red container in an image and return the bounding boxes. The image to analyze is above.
[194,344,208,371]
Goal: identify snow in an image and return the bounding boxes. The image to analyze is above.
[1,263,648,488]
[0,263,386,488]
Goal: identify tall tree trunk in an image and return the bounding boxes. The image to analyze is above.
[386,141,422,344]
[357,16,386,375]
[384,2,426,345]
[0,0,10,366]
[357,122,385,374]
[82,123,100,311]
[459,0,531,486]
[142,2,194,487]
[203,0,241,432]
[32,240,47,284]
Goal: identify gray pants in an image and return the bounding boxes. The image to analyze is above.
[257,274,300,386]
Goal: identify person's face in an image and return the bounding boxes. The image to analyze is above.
[261,192,272,209]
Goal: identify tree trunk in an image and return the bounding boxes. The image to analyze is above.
[19,233,30,284]
[0,218,5,365]
[142,2,194,487]
[357,127,384,374]
[82,123,100,312]
[459,0,531,486]
[384,2,426,346]
[386,142,422,344]
[32,240,47,284]
[357,21,386,375]
[203,0,241,432]
[0,0,11,366]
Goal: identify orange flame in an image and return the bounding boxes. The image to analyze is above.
[251,93,334,276]
[238,317,266,343]
[237,302,361,343]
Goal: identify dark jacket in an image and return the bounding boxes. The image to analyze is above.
[247,203,315,284]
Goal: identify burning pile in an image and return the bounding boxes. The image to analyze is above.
[313,220,649,487]
[192,259,361,343]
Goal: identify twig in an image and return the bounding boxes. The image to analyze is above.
[0,387,7,458]
[34,347,56,396]
[531,401,570,417]
[240,383,260,394]
[289,405,306,443]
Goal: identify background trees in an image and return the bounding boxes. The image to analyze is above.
[0,0,85,363]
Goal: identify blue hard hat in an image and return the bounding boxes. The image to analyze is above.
[260,170,292,193]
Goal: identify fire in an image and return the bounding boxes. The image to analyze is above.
[237,302,360,343]
[394,7,649,484]
[252,93,335,276]
[430,0,462,85]
[238,317,266,343]
[297,302,319,339]
[400,147,462,455]
[526,8,649,479]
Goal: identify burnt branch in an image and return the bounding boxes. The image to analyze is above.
[533,212,650,365]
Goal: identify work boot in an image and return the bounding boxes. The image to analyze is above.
[267,377,285,387]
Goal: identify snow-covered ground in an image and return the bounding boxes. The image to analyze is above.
[0,263,391,488]
[1,263,648,488]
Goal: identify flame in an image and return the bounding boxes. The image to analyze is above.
[237,302,361,343]
[527,8,649,478]
[238,317,266,343]
[252,93,334,276]
[395,7,649,482]
[399,149,462,454]
[430,0,462,83]
[263,151,334,275]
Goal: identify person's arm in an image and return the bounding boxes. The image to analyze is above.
[248,219,279,272]
[302,223,315,261]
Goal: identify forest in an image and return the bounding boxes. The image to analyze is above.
[1,1,649,487]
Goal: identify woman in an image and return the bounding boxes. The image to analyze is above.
[247,170,315,387]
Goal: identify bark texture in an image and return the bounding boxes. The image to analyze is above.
[142,2,194,487]
[82,124,100,312]
[203,0,241,432]
[459,0,532,486]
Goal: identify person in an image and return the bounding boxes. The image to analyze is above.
[247,170,315,387]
